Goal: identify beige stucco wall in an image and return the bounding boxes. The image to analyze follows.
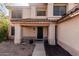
[22,7,31,19]
[22,27,37,38]
[21,26,48,39]
[58,15,79,56]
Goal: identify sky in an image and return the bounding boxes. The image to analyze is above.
[0,4,9,16]
[0,0,29,6]
[0,0,79,3]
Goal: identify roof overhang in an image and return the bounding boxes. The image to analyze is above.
[57,10,79,24]
[10,18,52,26]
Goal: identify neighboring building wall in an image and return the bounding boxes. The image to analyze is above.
[58,15,79,56]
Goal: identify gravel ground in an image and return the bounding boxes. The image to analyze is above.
[44,40,71,56]
[0,41,35,56]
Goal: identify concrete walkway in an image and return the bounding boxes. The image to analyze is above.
[32,41,46,56]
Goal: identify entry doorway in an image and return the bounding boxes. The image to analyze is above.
[37,27,43,39]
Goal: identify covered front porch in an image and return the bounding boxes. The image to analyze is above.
[10,21,56,45]
[21,26,48,43]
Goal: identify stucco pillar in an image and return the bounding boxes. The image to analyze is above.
[48,23,55,45]
[47,3,53,17]
[14,24,21,44]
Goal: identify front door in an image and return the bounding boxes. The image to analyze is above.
[37,27,43,39]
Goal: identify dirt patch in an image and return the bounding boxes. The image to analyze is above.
[0,41,35,56]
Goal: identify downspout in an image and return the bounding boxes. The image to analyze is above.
[55,23,58,45]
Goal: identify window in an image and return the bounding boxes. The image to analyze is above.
[11,9,22,18]
[37,11,46,16]
[53,6,66,16]
[36,7,46,16]
[11,27,15,35]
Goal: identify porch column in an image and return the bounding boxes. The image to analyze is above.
[48,23,55,45]
[14,24,21,44]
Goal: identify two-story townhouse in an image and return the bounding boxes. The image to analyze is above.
[8,3,78,45]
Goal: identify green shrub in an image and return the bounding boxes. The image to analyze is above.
[0,13,9,42]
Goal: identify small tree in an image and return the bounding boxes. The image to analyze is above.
[0,13,9,42]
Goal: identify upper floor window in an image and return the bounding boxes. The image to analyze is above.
[53,4,66,16]
[37,11,46,16]
[36,7,46,16]
[11,9,22,18]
